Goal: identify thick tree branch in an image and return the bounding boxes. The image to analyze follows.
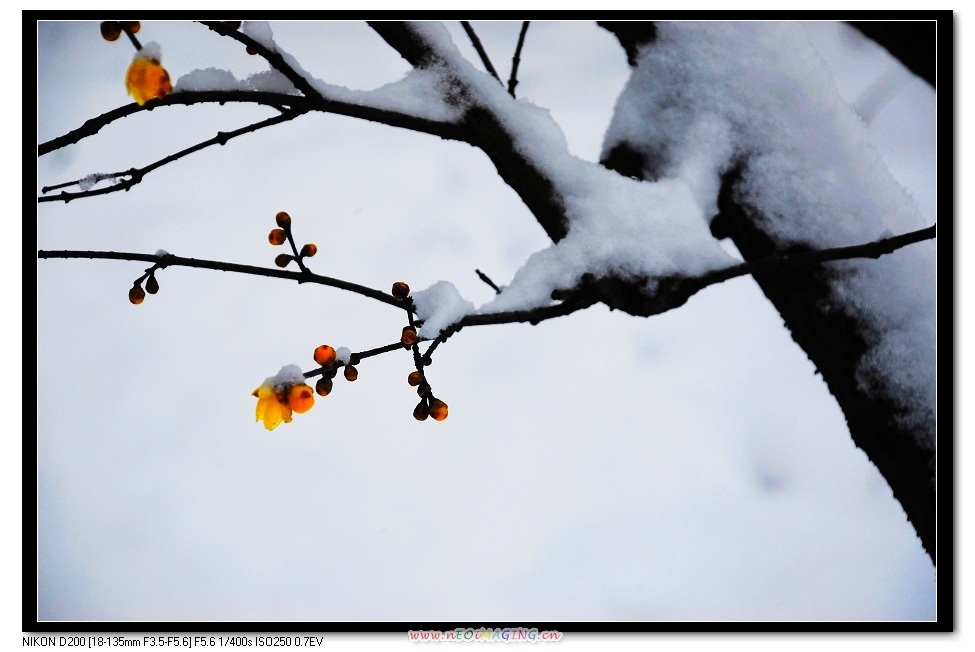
[846,21,937,88]
[369,21,570,243]
[599,25,938,562]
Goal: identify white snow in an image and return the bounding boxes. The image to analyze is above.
[335,347,352,365]
[412,281,476,339]
[133,41,162,62]
[174,67,297,95]
[78,173,117,191]
[402,22,733,317]
[154,249,170,257]
[174,49,461,122]
[601,22,935,444]
[240,21,276,50]
[261,364,306,390]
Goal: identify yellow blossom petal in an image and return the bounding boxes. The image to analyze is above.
[126,58,172,105]
[254,384,293,431]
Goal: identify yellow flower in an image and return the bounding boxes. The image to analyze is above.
[126,56,172,105]
[252,365,315,430]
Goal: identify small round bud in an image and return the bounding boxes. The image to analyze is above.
[344,365,358,382]
[275,211,291,227]
[128,284,145,305]
[413,401,429,421]
[268,228,286,245]
[246,45,258,55]
[145,275,159,295]
[300,243,318,258]
[125,21,141,34]
[407,371,423,387]
[313,345,337,367]
[391,282,410,300]
[224,21,242,30]
[289,384,315,414]
[417,384,428,398]
[100,21,122,41]
[401,327,417,347]
[429,399,448,421]
[274,254,293,268]
[315,377,333,397]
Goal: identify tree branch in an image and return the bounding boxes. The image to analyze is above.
[689,223,937,292]
[39,108,310,203]
[197,20,325,100]
[36,250,405,310]
[369,21,570,243]
[507,22,530,98]
[460,21,503,84]
[39,90,469,158]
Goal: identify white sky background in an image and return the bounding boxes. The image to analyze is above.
[35,20,937,622]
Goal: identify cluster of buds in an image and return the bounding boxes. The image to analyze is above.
[100,21,140,42]
[408,369,448,422]
[390,281,448,422]
[128,273,160,304]
[310,344,358,398]
[268,211,318,270]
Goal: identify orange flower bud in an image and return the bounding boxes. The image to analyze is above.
[429,399,448,421]
[300,243,318,258]
[289,384,315,414]
[125,21,141,34]
[145,275,159,294]
[391,281,410,300]
[268,228,286,245]
[246,45,258,55]
[313,345,337,367]
[413,400,429,421]
[128,284,145,305]
[275,211,292,227]
[407,371,423,387]
[401,327,417,346]
[274,254,293,268]
[344,365,358,382]
[100,21,122,41]
[315,377,333,397]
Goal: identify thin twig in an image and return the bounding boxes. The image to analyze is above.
[302,341,406,380]
[37,250,406,309]
[120,23,142,50]
[475,269,502,294]
[507,22,530,98]
[39,109,309,203]
[460,21,503,84]
[688,223,937,292]
[198,21,324,101]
